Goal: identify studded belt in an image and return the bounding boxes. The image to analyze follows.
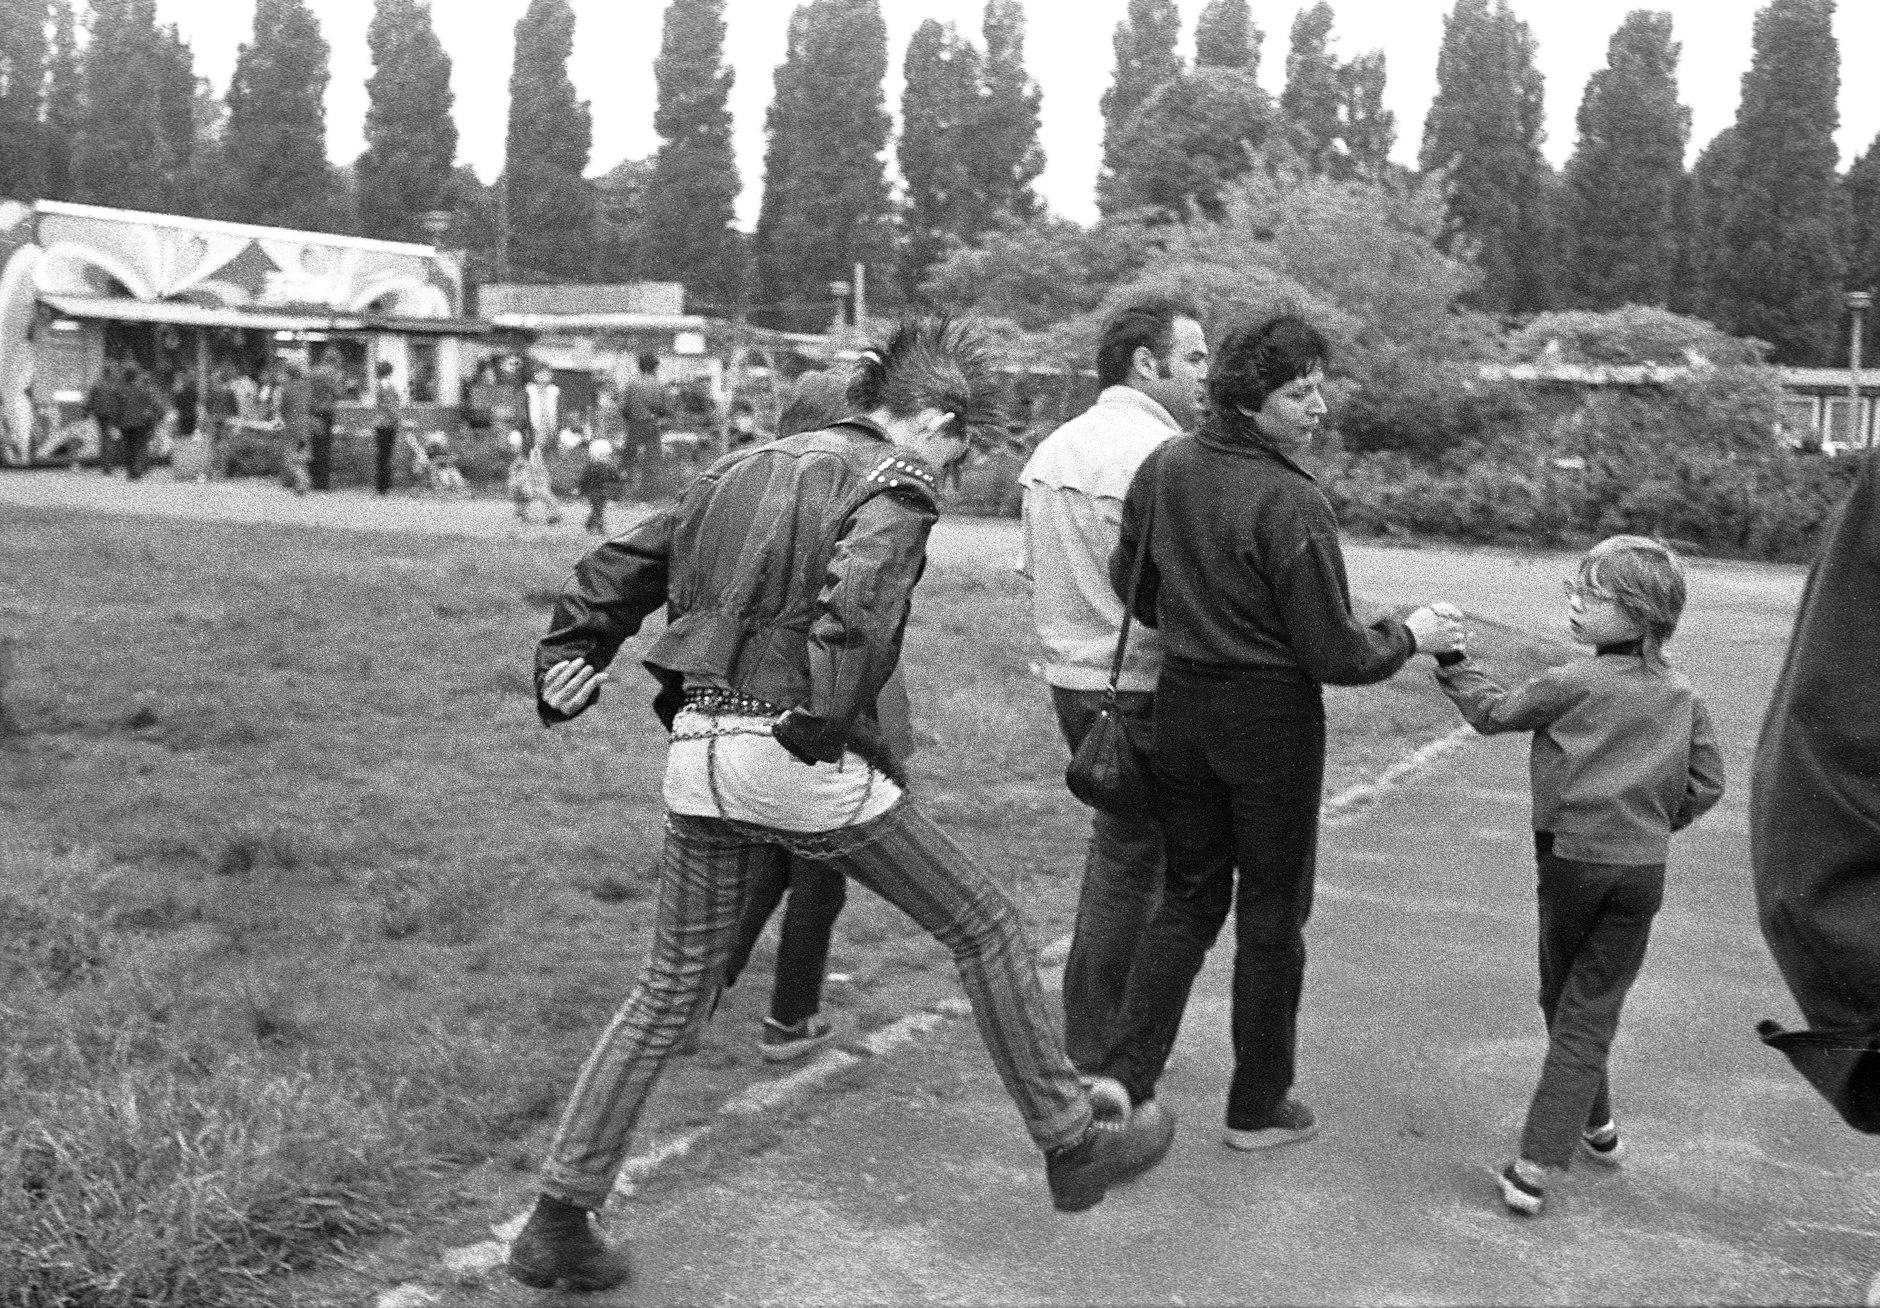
[681,686,786,718]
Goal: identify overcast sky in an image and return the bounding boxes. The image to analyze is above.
[152,0,1880,229]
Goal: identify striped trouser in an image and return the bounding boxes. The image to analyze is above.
[540,798,1093,1210]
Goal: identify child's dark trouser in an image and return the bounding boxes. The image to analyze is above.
[584,494,608,534]
[1520,833,1665,1168]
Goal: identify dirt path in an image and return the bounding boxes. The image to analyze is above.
[439,542,1863,1307]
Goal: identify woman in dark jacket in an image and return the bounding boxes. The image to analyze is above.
[1097,312,1463,1150]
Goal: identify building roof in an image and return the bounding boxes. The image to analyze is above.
[479,282,686,317]
[42,294,488,336]
[36,199,438,257]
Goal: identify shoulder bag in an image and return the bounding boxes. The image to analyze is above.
[1065,466,1159,819]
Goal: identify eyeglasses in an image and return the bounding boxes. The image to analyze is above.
[1561,579,1614,603]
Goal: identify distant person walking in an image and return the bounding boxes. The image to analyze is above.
[203,366,239,478]
[1436,536,1724,1217]
[576,439,623,535]
[508,318,1174,1293]
[114,363,165,482]
[371,361,402,495]
[308,352,343,491]
[277,360,312,491]
[1019,295,1208,1075]
[619,353,668,496]
[1095,312,1463,1152]
[83,362,123,474]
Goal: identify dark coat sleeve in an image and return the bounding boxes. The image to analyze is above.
[533,505,675,724]
[1268,494,1414,685]
[774,487,937,764]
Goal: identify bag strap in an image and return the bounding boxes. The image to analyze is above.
[1104,461,1160,696]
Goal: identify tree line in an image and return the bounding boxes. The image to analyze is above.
[0,0,1872,361]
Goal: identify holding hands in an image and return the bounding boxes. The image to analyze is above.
[1406,603,1467,658]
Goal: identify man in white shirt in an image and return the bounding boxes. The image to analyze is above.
[1019,296,1209,1074]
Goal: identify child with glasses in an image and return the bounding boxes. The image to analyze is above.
[1433,535,1726,1216]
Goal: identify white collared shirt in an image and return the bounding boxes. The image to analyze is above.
[1018,386,1180,692]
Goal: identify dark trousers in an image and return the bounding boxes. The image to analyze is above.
[721,857,849,1026]
[310,413,335,490]
[1051,685,1164,1072]
[1102,665,1325,1129]
[374,426,397,494]
[119,425,152,480]
[583,494,610,535]
[1520,835,1664,1167]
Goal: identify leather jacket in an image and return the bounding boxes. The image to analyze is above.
[535,418,940,778]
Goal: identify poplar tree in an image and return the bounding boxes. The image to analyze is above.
[752,0,892,330]
[972,0,1043,224]
[1098,0,1182,210]
[504,0,595,281]
[1673,128,1736,319]
[1195,0,1260,74]
[357,0,456,243]
[0,0,47,200]
[1338,52,1396,182]
[1561,10,1690,309]
[72,0,193,213]
[642,0,742,311]
[41,0,74,199]
[223,0,332,230]
[1708,0,1846,364]
[1847,133,1880,301]
[899,19,981,297]
[1419,0,1555,313]
[1281,3,1341,174]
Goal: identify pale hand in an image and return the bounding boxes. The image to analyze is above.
[1405,605,1465,656]
[541,658,610,714]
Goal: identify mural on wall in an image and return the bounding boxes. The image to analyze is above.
[0,201,463,463]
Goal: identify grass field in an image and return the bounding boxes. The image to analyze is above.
[0,506,1563,1305]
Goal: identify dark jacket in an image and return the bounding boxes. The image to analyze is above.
[1437,645,1724,864]
[1110,418,1413,686]
[535,419,940,775]
[1753,449,1880,1130]
[576,459,624,501]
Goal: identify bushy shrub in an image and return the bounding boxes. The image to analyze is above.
[1508,305,1769,367]
[1334,355,1535,462]
[1325,445,1861,562]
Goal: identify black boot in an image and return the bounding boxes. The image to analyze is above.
[505,1193,633,1292]
[1045,1085,1177,1213]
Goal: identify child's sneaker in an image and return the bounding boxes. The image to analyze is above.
[1222,1098,1319,1151]
[759,1014,834,1063]
[1581,1120,1626,1167]
[1498,1158,1547,1216]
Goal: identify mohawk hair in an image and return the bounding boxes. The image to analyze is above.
[846,314,1008,449]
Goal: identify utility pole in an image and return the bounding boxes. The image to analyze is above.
[1848,290,1874,449]
[853,261,867,327]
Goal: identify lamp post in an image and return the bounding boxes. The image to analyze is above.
[1848,290,1874,450]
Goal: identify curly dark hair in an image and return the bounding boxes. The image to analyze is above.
[845,314,1007,449]
[1208,312,1329,418]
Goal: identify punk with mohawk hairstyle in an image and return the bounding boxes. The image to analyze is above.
[846,314,1008,455]
[514,316,1174,1290]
